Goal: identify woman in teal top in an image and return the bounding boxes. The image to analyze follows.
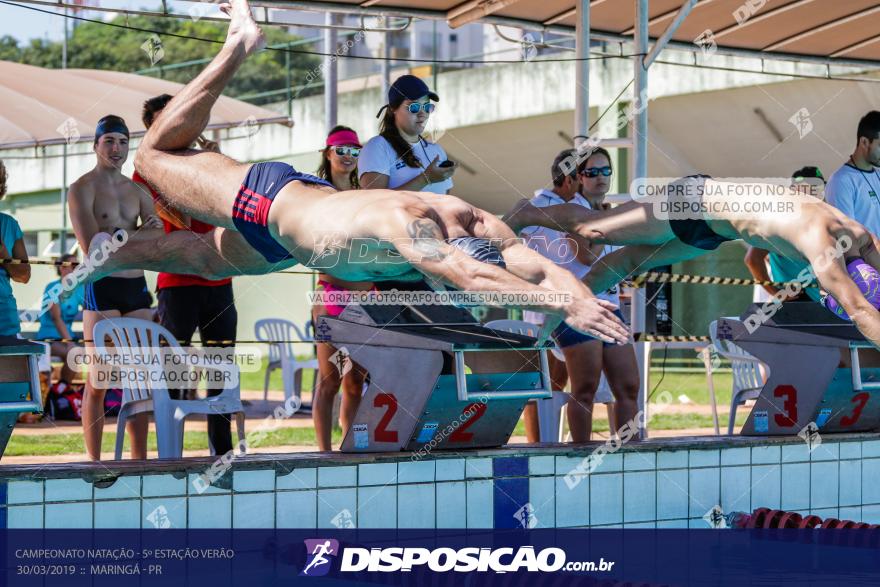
[0,161,32,336]
[36,254,83,385]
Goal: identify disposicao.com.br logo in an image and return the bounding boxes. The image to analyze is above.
[300,539,339,577]
[298,542,601,574]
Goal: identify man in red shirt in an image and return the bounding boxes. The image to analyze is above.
[134,94,236,456]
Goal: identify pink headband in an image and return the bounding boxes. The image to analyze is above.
[326,129,362,147]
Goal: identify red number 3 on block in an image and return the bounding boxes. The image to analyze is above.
[841,392,870,427]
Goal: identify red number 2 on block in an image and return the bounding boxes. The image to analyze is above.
[448,402,488,443]
[774,385,798,427]
[373,393,399,442]
[841,392,870,427]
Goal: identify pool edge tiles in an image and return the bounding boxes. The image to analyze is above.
[0,433,877,528]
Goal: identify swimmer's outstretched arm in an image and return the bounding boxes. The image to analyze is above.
[503,198,666,246]
[584,241,708,294]
[388,214,629,344]
[805,231,880,349]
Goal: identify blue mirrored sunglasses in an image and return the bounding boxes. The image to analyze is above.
[581,166,612,178]
[407,102,436,114]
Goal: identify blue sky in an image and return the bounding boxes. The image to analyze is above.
[0,1,199,45]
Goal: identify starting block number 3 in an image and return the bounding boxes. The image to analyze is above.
[772,385,870,428]
[372,393,488,444]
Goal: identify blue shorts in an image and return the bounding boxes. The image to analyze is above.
[231,162,333,263]
[553,309,625,348]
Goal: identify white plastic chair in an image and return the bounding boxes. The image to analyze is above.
[254,318,317,407]
[92,318,245,459]
[708,319,767,435]
[485,319,570,442]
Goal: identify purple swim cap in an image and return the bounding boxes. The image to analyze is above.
[823,258,880,320]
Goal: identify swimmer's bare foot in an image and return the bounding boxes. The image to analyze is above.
[503,198,540,233]
[220,0,265,56]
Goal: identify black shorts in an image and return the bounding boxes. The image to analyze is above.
[667,175,734,251]
[157,283,237,346]
[84,276,153,314]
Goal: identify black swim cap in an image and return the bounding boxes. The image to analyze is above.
[447,237,506,269]
[94,115,130,142]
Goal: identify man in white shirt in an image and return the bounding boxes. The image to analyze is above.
[826,111,880,236]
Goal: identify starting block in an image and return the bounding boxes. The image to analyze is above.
[0,337,45,458]
[719,302,880,435]
[315,304,553,452]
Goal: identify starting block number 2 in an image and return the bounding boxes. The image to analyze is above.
[772,385,870,428]
[372,393,488,444]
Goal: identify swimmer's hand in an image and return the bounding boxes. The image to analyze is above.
[196,136,221,153]
[424,155,456,184]
[141,215,164,229]
[564,297,629,345]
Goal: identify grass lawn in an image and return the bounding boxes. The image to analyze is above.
[241,357,735,406]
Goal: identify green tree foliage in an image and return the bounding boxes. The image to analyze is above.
[2,16,320,104]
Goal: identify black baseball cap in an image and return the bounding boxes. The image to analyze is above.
[376,75,439,118]
[791,166,825,184]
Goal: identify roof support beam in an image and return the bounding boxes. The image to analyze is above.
[542,0,610,27]
[622,0,717,36]
[447,0,528,29]
[643,0,697,68]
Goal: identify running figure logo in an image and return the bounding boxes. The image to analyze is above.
[300,539,340,577]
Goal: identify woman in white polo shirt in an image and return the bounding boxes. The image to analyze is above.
[359,75,456,194]
[575,147,639,440]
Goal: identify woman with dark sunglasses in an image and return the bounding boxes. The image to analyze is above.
[570,148,640,442]
[359,75,456,194]
[312,126,375,451]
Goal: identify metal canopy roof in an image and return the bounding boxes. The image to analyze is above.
[247,0,880,66]
[10,0,880,68]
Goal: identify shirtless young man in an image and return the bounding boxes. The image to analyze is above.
[68,115,164,461]
[91,0,629,345]
[504,175,880,347]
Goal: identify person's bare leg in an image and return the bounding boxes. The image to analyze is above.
[524,352,568,443]
[82,309,120,460]
[339,367,365,433]
[312,330,345,451]
[522,402,539,443]
[504,200,674,246]
[123,308,154,459]
[602,343,640,437]
[134,0,264,226]
[140,0,264,153]
[564,341,603,443]
[89,228,293,282]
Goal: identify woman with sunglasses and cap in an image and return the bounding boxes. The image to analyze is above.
[359,75,456,194]
[312,126,375,451]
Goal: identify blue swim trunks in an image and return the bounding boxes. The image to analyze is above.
[232,162,333,263]
[553,309,626,348]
